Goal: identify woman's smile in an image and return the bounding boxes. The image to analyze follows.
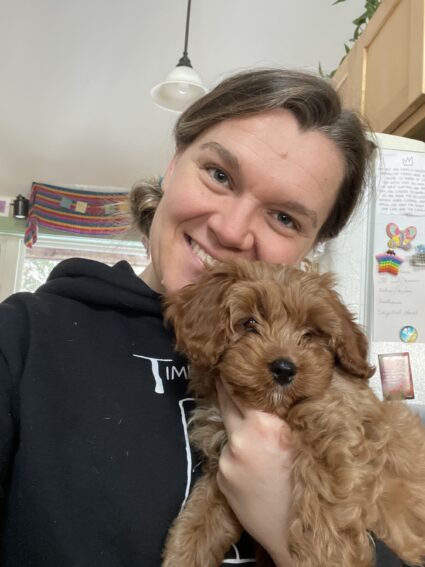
[187,236,217,267]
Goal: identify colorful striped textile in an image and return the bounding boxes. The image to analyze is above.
[24,182,131,247]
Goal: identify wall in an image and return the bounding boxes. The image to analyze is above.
[0,0,365,200]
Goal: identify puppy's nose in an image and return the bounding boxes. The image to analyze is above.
[268,358,297,386]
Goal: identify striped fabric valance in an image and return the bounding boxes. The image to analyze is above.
[24,182,131,247]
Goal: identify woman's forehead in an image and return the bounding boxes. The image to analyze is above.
[190,110,344,196]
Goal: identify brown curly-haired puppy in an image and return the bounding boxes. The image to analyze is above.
[162,260,425,567]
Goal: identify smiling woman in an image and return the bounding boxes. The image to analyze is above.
[1,67,407,567]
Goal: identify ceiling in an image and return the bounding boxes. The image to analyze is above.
[0,0,365,199]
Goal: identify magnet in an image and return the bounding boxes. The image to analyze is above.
[378,352,414,400]
[375,250,403,275]
[386,223,417,250]
[399,325,418,343]
[412,245,425,267]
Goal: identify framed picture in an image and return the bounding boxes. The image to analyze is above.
[0,196,13,218]
[378,352,414,401]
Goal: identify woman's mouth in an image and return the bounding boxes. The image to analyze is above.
[188,237,216,267]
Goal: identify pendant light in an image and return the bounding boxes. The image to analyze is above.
[151,0,207,112]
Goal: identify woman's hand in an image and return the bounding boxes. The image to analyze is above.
[216,379,295,567]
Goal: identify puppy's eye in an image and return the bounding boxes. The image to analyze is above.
[243,317,258,333]
[300,330,314,343]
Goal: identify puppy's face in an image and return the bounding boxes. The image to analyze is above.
[164,260,374,418]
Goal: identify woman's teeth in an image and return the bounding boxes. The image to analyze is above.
[190,239,215,266]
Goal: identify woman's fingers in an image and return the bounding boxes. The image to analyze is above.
[215,386,294,563]
[216,378,292,451]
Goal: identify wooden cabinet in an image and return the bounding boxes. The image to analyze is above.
[332,0,425,139]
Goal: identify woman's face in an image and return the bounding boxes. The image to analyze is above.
[142,109,345,294]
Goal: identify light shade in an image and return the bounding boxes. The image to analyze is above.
[150,64,208,112]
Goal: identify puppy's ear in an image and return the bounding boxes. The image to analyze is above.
[316,273,375,380]
[330,301,375,380]
[163,264,238,368]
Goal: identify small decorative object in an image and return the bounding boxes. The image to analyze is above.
[399,325,418,343]
[13,194,30,219]
[375,249,403,275]
[412,244,425,267]
[0,196,14,218]
[386,222,417,250]
[378,352,414,400]
[24,182,130,248]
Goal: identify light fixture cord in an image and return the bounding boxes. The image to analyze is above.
[177,0,192,67]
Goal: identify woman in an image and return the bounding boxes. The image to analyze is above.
[0,69,407,566]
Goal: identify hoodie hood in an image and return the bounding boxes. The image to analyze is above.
[36,258,161,315]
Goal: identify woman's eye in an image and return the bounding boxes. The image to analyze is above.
[207,167,229,185]
[275,212,295,229]
[243,317,258,333]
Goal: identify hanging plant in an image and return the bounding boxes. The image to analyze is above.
[336,0,382,41]
[320,0,382,78]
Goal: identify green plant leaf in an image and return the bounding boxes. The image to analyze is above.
[332,0,382,74]
[353,13,367,26]
[366,1,379,17]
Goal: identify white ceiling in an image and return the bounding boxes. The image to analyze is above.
[0,0,365,199]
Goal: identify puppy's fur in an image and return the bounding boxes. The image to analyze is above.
[162,260,425,567]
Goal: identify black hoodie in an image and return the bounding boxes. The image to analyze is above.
[0,258,408,566]
[0,258,255,566]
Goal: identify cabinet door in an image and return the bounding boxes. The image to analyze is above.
[333,0,425,134]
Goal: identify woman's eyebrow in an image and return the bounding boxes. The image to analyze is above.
[199,141,241,175]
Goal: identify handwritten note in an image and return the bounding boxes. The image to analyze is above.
[374,267,422,340]
[376,150,425,215]
[373,149,425,342]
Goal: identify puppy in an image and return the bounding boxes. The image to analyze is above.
[162,260,425,567]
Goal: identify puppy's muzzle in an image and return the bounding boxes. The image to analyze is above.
[268,358,297,386]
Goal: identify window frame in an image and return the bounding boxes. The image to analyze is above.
[0,219,146,300]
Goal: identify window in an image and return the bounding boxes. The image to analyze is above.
[0,229,148,300]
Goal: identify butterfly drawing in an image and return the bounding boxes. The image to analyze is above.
[386,223,417,250]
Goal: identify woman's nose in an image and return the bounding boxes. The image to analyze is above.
[207,203,255,251]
